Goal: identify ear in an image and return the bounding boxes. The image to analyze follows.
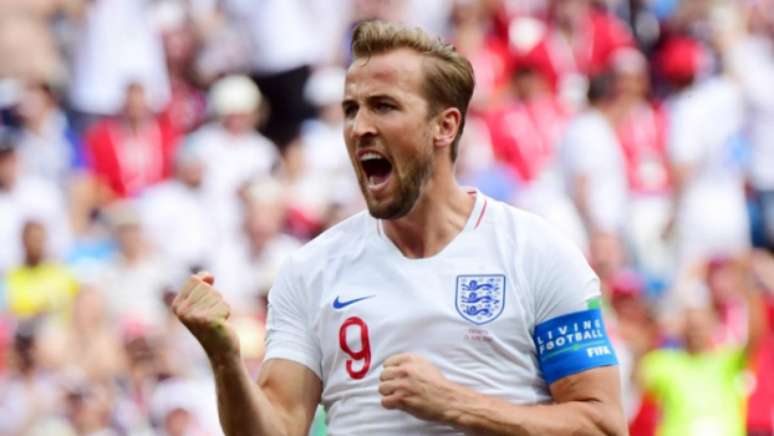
[432,107,462,151]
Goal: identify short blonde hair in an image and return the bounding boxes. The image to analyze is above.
[351,20,475,162]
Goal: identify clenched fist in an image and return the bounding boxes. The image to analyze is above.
[172,272,240,362]
[379,353,460,422]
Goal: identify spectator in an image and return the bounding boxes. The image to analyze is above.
[510,0,634,108]
[609,47,674,280]
[61,379,118,436]
[222,0,320,148]
[84,82,180,201]
[156,1,208,134]
[139,141,217,275]
[68,0,170,122]
[0,0,67,86]
[284,67,360,231]
[637,262,767,436]
[0,320,64,435]
[558,74,627,240]
[451,0,513,110]
[213,178,301,315]
[98,202,174,331]
[0,127,71,274]
[148,377,219,436]
[484,65,570,188]
[13,81,84,187]
[36,286,125,396]
[186,75,280,251]
[661,36,750,269]
[723,2,774,252]
[5,220,79,320]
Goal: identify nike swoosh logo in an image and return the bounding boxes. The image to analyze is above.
[332,295,375,310]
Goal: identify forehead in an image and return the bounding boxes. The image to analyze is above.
[344,48,425,100]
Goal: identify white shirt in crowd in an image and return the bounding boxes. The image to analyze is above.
[185,123,279,247]
[69,0,170,114]
[728,35,774,191]
[213,233,302,313]
[559,109,628,234]
[139,179,216,274]
[265,192,610,435]
[223,0,320,74]
[0,176,71,273]
[667,76,750,263]
[98,253,172,330]
[16,110,76,187]
[292,120,359,219]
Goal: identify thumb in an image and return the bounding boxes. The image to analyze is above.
[194,270,215,286]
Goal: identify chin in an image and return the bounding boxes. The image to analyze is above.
[365,199,411,220]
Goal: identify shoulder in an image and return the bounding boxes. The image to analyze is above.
[642,348,683,369]
[16,176,60,200]
[486,199,574,252]
[186,123,221,144]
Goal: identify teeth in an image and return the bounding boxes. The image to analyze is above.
[360,152,382,162]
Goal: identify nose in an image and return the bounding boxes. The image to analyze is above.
[348,109,377,143]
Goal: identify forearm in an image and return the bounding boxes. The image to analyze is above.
[211,355,287,436]
[444,388,626,436]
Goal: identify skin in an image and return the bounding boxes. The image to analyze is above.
[342,48,471,258]
[173,48,626,436]
[22,221,46,267]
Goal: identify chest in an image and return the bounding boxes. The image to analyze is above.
[310,254,537,386]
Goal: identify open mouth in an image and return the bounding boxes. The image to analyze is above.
[359,151,393,190]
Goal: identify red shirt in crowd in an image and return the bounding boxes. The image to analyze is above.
[483,95,570,184]
[747,301,774,433]
[615,103,672,195]
[513,10,633,92]
[84,116,180,198]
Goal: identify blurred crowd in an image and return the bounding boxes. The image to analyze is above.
[1,0,774,435]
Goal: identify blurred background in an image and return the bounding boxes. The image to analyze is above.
[1,0,774,435]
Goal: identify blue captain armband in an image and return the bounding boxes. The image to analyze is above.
[533,308,617,384]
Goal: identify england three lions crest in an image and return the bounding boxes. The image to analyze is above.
[455,275,506,325]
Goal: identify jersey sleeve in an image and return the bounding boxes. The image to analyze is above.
[264,256,323,380]
[523,215,617,384]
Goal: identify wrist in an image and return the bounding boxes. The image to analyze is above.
[207,348,242,371]
[442,383,478,428]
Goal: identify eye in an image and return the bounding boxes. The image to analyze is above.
[342,103,358,119]
[374,102,395,113]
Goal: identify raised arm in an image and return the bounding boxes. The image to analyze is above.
[173,273,322,436]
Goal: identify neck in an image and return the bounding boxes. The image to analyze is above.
[382,166,474,259]
[125,115,149,132]
[26,111,50,134]
[25,255,43,267]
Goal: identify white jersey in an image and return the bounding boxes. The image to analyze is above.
[265,191,612,435]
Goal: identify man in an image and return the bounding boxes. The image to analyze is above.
[84,81,179,199]
[5,220,79,319]
[0,127,71,275]
[638,255,769,436]
[183,75,280,259]
[173,21,625,435]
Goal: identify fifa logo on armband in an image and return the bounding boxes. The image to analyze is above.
[586,345,613,357]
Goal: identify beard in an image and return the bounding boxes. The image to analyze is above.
[360,148,434,220]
